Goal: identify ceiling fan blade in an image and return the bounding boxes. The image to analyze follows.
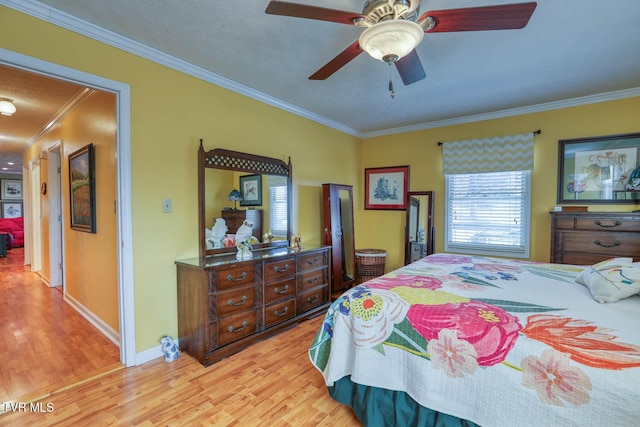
[265,1,363,25]
[309,41,363,80]
[395,50,426,85]
[421,2,537,32]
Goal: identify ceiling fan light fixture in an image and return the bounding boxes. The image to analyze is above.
[359,19,424,62]
[0,98,16,116]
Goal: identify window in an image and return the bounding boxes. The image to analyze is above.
[445,170,531,258]
[269,185,288,238]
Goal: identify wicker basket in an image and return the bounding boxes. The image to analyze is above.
[355,249,386,284]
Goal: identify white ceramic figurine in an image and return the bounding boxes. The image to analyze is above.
[160,335,180,362]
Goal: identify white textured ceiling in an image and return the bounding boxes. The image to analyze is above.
[1,0,640,171]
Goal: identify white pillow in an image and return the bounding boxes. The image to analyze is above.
[575,258,640,303]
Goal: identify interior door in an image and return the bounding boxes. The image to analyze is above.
[48,145,64,287]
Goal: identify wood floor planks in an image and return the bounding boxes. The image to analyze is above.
[0,317,362,425]
[0,248,121,403]
[1,248,361,426]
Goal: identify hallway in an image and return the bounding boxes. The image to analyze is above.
[0,248,121,403]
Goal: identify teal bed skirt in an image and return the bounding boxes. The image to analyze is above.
[328,376,479,427]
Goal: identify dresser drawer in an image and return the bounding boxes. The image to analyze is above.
[299,250,328,273]
[214,264,256,291]
[558,231,640,258]
[215,311,258,347]
[264,277,296,304]
[265,299,296,327]
[298,287,327,314]
[213,285,256,318]
[575,217,640,232]
[554,252,614,266]
[300,269,327,292]
[553,216,577,230]
[264,258,296,282]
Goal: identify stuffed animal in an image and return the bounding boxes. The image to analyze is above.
[160,335,180,362]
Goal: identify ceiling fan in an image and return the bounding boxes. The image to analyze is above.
[266,0,537,86]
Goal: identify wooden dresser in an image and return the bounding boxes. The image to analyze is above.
[176,245,331,366]
[221,209,263,241]
[550,211,640,264]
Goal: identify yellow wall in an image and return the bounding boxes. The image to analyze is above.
[360,97,640,270]
[4,6,639,354]
[23,91,119,331]
[1,6,360,352]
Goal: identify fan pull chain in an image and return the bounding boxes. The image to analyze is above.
[388,64,396,98]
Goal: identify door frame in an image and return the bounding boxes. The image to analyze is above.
[0,48,136,367]
[29,157,42,273]
[48,143,64,288]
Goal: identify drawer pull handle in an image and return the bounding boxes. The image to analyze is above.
[228,321,248,333]
[594,220,622,228]
[307,257,320,265]
[227,295,247,306]
[594,240,621,248]
[274,284,290,294]
[274,306,289,317]
[274,264,289,273]
[306,276,319,284]
[307,295,319,303]
[227,272,247,282]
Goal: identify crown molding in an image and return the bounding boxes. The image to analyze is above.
[3,0,639,140]
[361,87,640,138]
[1,0,361,137]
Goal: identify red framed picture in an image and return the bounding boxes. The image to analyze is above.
[365,165,410,210]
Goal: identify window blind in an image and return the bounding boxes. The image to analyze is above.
[445,170,531,258]
[267,175,288,237]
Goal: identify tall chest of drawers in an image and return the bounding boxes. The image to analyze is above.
[550,211,640,264]
[176,245,331,366]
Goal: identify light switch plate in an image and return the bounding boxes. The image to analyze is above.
[162,198,172,213]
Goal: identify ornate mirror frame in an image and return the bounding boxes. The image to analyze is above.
[198,140,293,258]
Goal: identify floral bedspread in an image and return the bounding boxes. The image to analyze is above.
[309,254,640,427]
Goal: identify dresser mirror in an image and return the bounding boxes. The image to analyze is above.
[404,191,434,265]
[198,141,292,258]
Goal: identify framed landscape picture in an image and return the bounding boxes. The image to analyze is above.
[69,143,96,233]
[1,179,22,199]
[365,165,410,210]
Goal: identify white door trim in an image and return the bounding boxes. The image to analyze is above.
[48,142,64,288]
[0,48,136,367]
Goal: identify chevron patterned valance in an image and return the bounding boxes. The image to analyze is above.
[442,132,535,174]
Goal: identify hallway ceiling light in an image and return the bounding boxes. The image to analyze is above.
[0,98,16,116]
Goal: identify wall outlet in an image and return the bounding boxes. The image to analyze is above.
[162,198,172,213]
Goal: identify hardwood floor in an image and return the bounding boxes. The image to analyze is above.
[0,317,361,426]
[0,247,121,403]
[0,248,361,426]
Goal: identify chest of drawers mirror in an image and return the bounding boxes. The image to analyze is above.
[177,245,331,366]
[182,142,331,366]
[550,211,640,264]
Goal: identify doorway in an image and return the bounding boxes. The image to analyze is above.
[29,157,42,273]
[0,48,135,366]
[48,144,64,288]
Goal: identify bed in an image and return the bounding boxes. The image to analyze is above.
[309,254,640,427]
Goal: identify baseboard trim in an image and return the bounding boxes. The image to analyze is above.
[63,294,120,347]
[135,344,164,365]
